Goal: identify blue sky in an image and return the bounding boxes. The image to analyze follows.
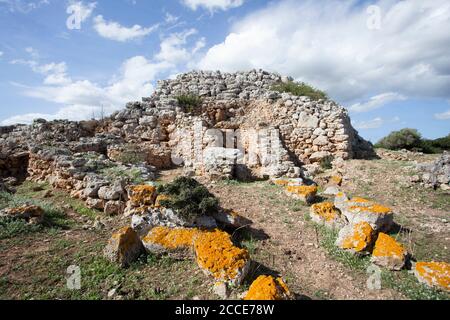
[0,0,449,143]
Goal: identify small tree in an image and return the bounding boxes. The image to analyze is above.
[375,128,422,150]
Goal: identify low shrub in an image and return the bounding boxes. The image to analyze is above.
[375,128,422,150]
[272,81,328,101]
[176,94,203,113]
[157,177,219,222]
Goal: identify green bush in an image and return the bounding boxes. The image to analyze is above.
[157,177,219,222]
[375,129,450,154]
[319,156,334,170]
[272,81,328,101]
[419,134,450,154]
[176,94,203,113]
[375,128,422,150]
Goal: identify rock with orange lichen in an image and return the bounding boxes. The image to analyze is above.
[0,205,44,225]
[335,221,375,254]
[413,261,450,292]
[104,227,144,267]
[194,229,250,286]
[285,185,317,204]
[244,275,293,300]
[127,185,157,207]
[272,178,304,187]
[329,175,343,186]
[310,202,347,229]
[142,226,200,254]
[335,195,394,232]
[371,233,407,270]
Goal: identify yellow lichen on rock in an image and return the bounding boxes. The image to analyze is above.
[338,222,375,253]
[349,204,392,215]
[330,175,343,186]
[311,202,340,222]
[128,185,157,207]
[105,226,143,267]
[244,275,293,300]
[285,185,317,203]
[372,233,405,258]
[143,226,200,250]
[413,262,450,292]
[194,229,250,285]
[371,233,407,270]
[273,179,290,186]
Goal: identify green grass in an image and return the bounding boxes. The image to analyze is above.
[101,166,146,185]
[382,270,449,300]
[0,191,72,240]
[272,81,328,101]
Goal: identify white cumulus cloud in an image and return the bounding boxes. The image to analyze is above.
[349,92,406,113]
[181,0,244,12]
[93,15,158,42]
[198,0,450,104]
[434,109,450,120]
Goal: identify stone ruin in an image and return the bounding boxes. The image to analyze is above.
[0,69,375,211]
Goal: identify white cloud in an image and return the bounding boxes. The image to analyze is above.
[434,109,450,120]
[0,51,3,58]
[155,29,201,65]
[165,12,179,24]
[0,0,50,13]
[198,0,450,104]
[93,15,158,42]
[353,116,400,130]
[181,0,244,12]
[66,1,96,23]
[2,56,173,125]
[349,92,406,113]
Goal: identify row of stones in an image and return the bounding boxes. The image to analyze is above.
[27,148,155,216]
[104,184,294,300]
[274,177,449,293]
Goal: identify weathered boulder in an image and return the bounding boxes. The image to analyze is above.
[413,261,450,292]
[142,226,200,254]
[98,180,126,201]
[371,233,407,270]
[194,229,250,286]
[335,195,394,232]
[285,185,317,204]
[335,221,375,254]
[310,202,347,229]
[244,275,293,300]
[104,227,143,267]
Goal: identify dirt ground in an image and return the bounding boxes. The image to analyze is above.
[0,153,449,300]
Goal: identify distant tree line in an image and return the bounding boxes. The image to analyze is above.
[374,128,450,154]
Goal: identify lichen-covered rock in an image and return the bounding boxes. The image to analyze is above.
[285,185,317,204]
[272,178,303,187]
[310,202,347,229]
[336,221,375,254]
[142,226,200,254]
[335,196,394,232]
[413,261,450,292]
[244,275,293,300]
[128,185,157,207]
[0,205,44,225]
[104,227,144,267]
[194,229,250,286]
[371,233,407,270]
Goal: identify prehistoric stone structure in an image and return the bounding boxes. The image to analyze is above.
[0,69,374,185]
